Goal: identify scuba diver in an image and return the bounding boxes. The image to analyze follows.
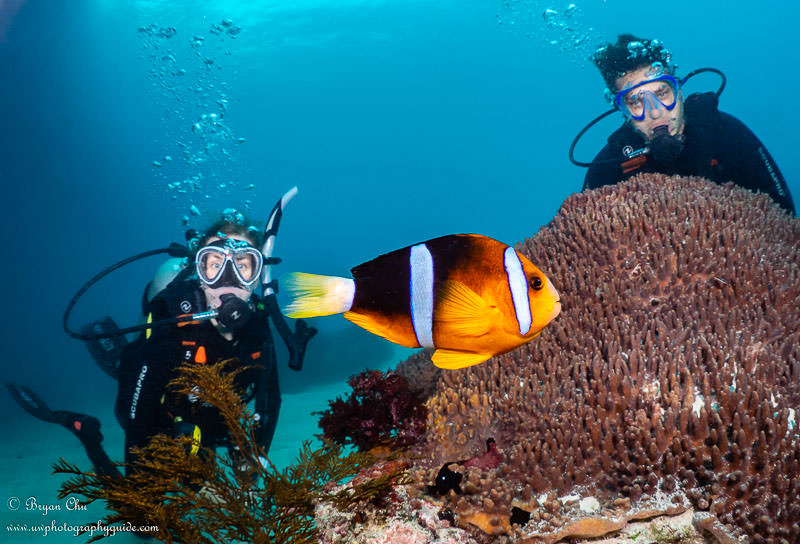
[569,34,795,216]
[7,189,316,479]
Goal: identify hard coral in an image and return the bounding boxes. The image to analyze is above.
[412,175,800,543]
[318,369,428,451]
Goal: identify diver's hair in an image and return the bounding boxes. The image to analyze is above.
[592,34,674,92]
[198,216,263,249]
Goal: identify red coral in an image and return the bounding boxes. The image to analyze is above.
[318,370,428,451]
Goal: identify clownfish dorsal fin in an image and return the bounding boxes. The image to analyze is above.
[432,349,493,369]
[435,280,494,337]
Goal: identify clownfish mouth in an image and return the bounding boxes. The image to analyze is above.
[549,299,563,321]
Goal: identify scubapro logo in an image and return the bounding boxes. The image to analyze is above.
[129,365,149,420]
[180,300,192,313]
[757,146,785,196]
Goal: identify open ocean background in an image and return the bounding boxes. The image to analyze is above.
[1,1,798,541]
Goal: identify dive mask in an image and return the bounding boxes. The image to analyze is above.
[614,74,680,121]
[195,238,263,288]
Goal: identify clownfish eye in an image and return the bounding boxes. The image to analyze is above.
[529,276,543,290]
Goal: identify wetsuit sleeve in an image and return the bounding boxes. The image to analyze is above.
[715,112,796,216]
[116,337,180,468]
[582,144,623,191]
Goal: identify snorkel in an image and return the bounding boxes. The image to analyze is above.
[256,186,316,371]
[261,186,297,297]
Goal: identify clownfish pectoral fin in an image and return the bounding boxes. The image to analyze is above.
[283,272,355,318]
[435,281,494,337]
[431,349,493,370]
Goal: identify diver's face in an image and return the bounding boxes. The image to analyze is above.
[616,66,685,141]
[200,247,257,284]
[199,234,257,309]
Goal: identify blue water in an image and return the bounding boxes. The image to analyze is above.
[1,0,798,540]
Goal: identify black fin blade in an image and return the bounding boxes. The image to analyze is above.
[81,317,126,379]
[5,383,56,423]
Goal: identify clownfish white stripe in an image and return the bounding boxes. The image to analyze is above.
[409,243,435,348]
[504,246,532,335]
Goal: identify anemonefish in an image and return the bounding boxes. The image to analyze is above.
[282,234,561,370]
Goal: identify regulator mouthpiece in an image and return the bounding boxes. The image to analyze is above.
[649,125,684,166]
[216,294,252,330]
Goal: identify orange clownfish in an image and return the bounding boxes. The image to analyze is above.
[283,234,561,370]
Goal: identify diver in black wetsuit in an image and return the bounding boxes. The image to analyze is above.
[579,34,795,216]
[117,217,299,469]
[7,202,316,480]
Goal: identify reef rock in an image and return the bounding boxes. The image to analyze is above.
[315,459,481,544]
[402,174,799,543]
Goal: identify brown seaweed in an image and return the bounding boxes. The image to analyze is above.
[55,360,408,543]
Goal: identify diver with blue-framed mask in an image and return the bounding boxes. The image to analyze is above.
[569,34,795,216]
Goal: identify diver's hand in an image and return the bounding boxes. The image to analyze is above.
[294,319,317,344]
[287,319,316,371]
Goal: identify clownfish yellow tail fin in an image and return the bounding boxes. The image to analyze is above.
[282,272,355,318]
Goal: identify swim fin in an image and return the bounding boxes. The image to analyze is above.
[5,383,104,443]
[81,316,127,379]
[5,382,58,423]
[6,383,118,479]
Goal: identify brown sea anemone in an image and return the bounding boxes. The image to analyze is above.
[410,174,800,543]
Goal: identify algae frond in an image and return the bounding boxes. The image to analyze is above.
[54,360,407,543]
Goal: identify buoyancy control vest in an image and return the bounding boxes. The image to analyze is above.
[139,276,275,449]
